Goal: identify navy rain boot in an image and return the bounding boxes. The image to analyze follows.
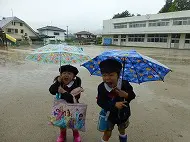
[119,134,127,142]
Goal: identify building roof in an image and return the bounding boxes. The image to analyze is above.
[0,16,38,37]
[103,10,190,35]
[75,31,95,35]
[37,26,66,32]
[104,10,190,23]
[31,33,55,39]
[0,17,24,28]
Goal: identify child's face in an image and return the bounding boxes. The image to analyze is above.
[102,72,118,88]
[79,114,83,121]
[60,71,75,85]
[67,110,70,116]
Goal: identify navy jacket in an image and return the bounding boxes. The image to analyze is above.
[49,76,81,103]
[97,80,136,124]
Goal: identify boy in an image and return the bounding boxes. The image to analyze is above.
[97,59,136,142]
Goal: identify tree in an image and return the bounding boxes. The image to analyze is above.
[112,10,134,19]
[137,14,141,16]
[169,0,190,12]
[159,0,190,13]
[159,0,173,13]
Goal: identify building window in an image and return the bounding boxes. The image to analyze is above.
[77,35,81,38]
[15,29,18,33]
[12,22,16,25]
[20,23,23,26]
[121,35,126,42]
[147,34,168,42]
[113,35,118,38]
[21,29,24,33]
[128,34,145,42]
[171,39,179,43]
[173,18,190,25]
[149,20,170,27]
[7,28,12,33]
[171,34,180,38]
[54,32,60,35]
[185,34,190,44]
[171,34,180,43]
[114,23,127,29]
[113,35,118,42]
[129,22,146,28]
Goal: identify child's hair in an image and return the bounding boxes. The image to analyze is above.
[53,75,60,83]
[59,65,79,75]
[53,65,79,82]
[99,59,122,76]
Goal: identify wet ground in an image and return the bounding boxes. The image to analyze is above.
[0,45,190,142]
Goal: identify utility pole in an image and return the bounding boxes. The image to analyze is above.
[11,9,13,17]
[66,26,68,38]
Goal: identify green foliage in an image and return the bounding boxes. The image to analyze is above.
[159,0,190,13]
[159,0,173,13]
[113,10,134,19]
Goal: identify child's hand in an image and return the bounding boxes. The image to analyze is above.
[58,86,67,94]
[115,101,127,109]
[114,88,128,98]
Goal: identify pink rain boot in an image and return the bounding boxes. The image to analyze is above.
[57,129,66,142]
[73,130,81,142]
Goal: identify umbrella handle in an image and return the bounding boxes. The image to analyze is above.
[59,51,61,71]
[121,60,125,81]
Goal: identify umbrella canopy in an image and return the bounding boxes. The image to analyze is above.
[26,44,90,65]
[82,50,171,84]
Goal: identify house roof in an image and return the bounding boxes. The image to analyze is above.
[0,17,24,28]
[35,32,55,38]
[37,26,66,32]
[75,31,95,35]
[0,16,38,37]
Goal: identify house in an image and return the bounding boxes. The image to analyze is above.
[65,33,76,39]
[37,26,66,44]
[75,31,96,39]
[102,10,190,49]
[0,17,39,43]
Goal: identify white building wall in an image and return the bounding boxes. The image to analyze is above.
[179,33,185,49]
[184,44,190,49]
[40,30,65,44]
[102,10,190,49]
[103,10,190,35]
[167,34,172,48]
[3,22,36,40]
[41,30,65,40]
[76,34,94,38]
[81,35,88,38]
[125,41,168,48]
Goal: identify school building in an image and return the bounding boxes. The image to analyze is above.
[102,10,190,49]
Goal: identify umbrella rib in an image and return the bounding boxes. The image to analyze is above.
[125,57,141,84]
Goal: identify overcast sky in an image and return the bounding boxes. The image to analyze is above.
[0,0,165,33]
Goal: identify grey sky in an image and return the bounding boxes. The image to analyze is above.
[0,0,165,33]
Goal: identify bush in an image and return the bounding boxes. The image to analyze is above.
[16,40,30,46]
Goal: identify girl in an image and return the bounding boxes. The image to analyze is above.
[49,65,84,142]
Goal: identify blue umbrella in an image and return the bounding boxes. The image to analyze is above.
[81,50,171,84]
